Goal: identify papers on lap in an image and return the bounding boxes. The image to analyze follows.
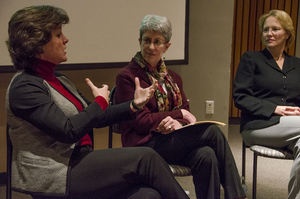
[179,121,226,130]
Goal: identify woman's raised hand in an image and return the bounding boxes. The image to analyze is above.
[85,78,110,104]
[132,77,158,110]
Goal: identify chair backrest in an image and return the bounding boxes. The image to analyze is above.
[109,86,116,106]
[108,86,120,148]
[109,86,120,134]
[6,124,12,199]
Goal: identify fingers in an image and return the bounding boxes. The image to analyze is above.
[102,84,109,91]
[151,80,158,90]
[86,78,109,90]
[135,77,140,89]
[85,78,96,89]
[157,116,173,132]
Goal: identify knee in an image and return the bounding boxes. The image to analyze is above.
[138,147,158,156]
[206,125,226,141]
[136,147,163,161]
[194,147,218,167]
[208,125,223,135]
[124,187,162,199]
[142,189,162,199]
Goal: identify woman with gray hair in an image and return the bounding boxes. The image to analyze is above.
[6,6,190,199]
[115,14,246,199]
[234,10,300,199]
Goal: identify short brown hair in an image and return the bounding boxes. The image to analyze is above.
[6,5,69,70]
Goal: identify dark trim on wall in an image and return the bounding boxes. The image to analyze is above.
[0,59,189,73]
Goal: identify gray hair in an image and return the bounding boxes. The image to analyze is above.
[139,15,172,43]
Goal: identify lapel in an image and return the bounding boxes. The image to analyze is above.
[262,48,295,74]
[132,60,153,85]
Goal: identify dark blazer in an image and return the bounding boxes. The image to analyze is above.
[233,48,300,131]
[115,58,190,147]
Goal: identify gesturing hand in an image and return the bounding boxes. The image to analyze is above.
[132,77,158,110]
[85,78,110,104]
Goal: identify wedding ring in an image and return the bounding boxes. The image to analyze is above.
[168,126,172,131]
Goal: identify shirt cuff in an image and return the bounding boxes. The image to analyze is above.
[94,96,108,111]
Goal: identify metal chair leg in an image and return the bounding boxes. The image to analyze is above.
[252,152,258,199]
[108,126,113,148]
[6,124,12,199]
[242,142,246,184]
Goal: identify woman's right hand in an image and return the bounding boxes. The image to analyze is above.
[157,116,182,134]
[132,77,158,110]
[274,105,300,116]
[85,78,110,104]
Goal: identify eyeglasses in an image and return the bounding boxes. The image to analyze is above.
[141,38,166,48]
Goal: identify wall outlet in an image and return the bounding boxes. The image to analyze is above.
[206,100,214,114]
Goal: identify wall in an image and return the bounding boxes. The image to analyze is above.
[0,0,234,173]
[180,0,234,132]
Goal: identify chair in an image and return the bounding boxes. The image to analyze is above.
[6,124,64,199]
[108,86,191,177]
[242,141,294,199]
[6,124,12,199]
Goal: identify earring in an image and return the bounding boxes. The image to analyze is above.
[163,53,166,60]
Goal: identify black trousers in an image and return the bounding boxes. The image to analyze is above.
[68,146,189,199]
[143,124,246,199]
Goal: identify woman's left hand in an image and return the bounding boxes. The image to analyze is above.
[274,105,300,116]
[132,77,158,110]
[85,78,110,103]
[181,109,196,123]
[157,116,182,134]
[283,106,300,116]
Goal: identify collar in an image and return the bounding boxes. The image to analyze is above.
[33,59,57,81]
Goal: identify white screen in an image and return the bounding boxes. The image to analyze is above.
[0,0,188,72]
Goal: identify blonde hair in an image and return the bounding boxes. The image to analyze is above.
[258,10,295,48]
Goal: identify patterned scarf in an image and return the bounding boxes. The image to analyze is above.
[134,51,182,112]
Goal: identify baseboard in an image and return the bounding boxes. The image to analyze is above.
[0,172,6,186]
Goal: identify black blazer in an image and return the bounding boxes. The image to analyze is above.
[233,48,300,131]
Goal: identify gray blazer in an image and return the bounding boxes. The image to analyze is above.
[6,70,133,196]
